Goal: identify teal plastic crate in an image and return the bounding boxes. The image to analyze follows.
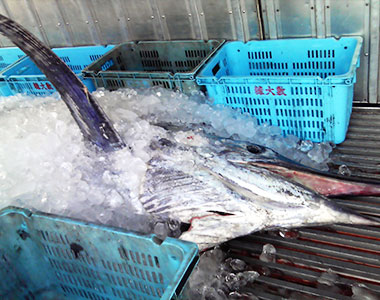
[0,47,25,96]
[1,45,114,97]
[82,40,224,94]
[196,37,363,144]
[0,206,199,299]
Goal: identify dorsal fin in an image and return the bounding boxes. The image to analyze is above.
[0,14,125,152]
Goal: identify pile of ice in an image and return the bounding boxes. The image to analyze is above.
[98,88,333,171]
[0,93,152,233]
[183,247,260,299]
[0,87,333,229]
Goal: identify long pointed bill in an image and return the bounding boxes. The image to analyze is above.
[0,14,125,152]
[249,160,380,197]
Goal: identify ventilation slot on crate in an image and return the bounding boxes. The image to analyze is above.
[68,64,83,72]
[90,54,103,61]
[185,49,207,58]
[152,80,171,89]
[308,49,335,58]
[106,79,125,89]
[142,60,172,70]
[248,51,273,60]
[59,56,71,63]
[139,50,159,58]
[101,58,114,71]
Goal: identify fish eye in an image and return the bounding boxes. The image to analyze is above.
[159,138,174,147]
[246,145,264,154]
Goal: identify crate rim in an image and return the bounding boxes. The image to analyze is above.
[0,46,25,53]
[82,39,225,79]
[196,36,363,86]
[0,45,115,78]
[0,205,198,250]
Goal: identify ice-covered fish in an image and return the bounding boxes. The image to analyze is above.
[2,15,376,251]
[138,131,376,250]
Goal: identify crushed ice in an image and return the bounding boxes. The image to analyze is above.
[1,87,332,228]
[0,88,335,298]
[183,248,260,299]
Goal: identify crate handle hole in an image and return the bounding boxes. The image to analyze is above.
[212,63,221,76]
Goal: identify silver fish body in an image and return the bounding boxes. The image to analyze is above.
[138,131,374,251]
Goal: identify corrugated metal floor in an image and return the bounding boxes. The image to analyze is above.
[226,107,380,299]
[329,107,380,180]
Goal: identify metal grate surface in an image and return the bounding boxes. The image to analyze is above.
[329,107,380,180]
[225,107,380,299]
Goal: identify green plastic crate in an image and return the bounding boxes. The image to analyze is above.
[0,206,199,299]
[82,40,224,94]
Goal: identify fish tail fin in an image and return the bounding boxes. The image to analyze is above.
[0,14,125,152]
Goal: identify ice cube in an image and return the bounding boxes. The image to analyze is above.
[188,247,225,291]
[320,142,333,154]
[297,140,313,152]
[97,210,113,225]
[202,287,224,300]
[317,269,339,286]
[229,258,246,272]
[239,271,260,283]
[339,164,352,176]
[259,243,276,263]
[154,222,168,239]
[284,135,299,148]
[352,283,379,300]
[307,144,325,164]
[107,190,124,208]
[279,229,299,239]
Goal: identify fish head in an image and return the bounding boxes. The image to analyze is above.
[215,140,295,167]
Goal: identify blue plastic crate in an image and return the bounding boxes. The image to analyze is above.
[0,77,12,97]
[1,45,114,97]
[0,206,199,299]
[0,47,25,71]
[0,47,26,96]
[196,37,363,144]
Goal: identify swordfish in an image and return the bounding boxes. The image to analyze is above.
[138,132,376,250]
[0,14,376,251]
